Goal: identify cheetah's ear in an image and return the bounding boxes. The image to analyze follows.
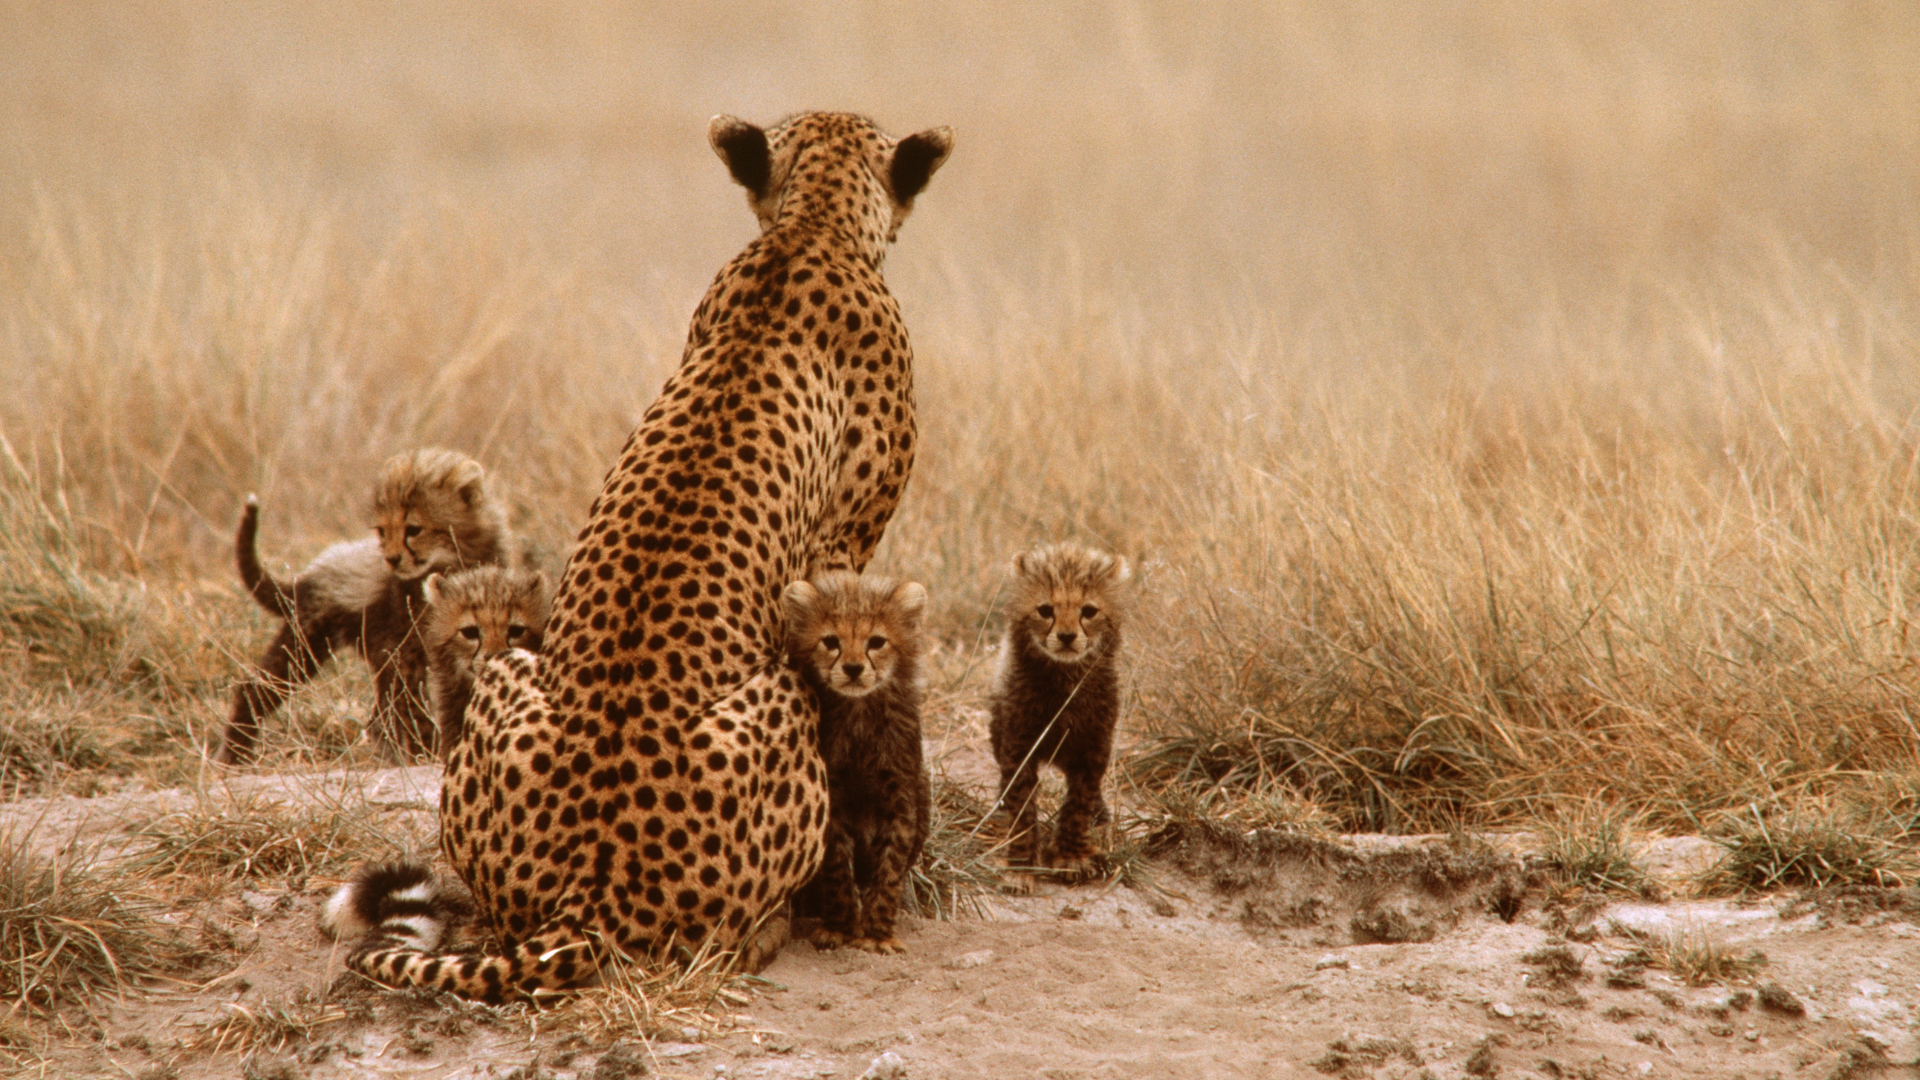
[891,581,928,626]
[780,579,821,621]
[709,116,771,199]
[1108,556,1132,586]
[1011,548,1034,579]
[448,459,487,507]
[889,126,954,205]
[424,573,447,606]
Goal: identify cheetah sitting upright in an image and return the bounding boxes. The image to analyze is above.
[989,543,1130,890]
[220,449,516,764]
[329,113,953,1001]
[782,571,932,955]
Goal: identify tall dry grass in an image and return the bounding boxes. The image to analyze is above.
[2,2,1919,826]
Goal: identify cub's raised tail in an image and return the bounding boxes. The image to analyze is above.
[235,495,298,621]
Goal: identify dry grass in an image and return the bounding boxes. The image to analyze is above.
[1697,800,1919,894]
[2,4,1918,833]
[183,922,760,1060]
[0,831,200,1013]
[125,792,410,888]
[1611,923,1769,987]
[181,989,359,1057]
[909,777,1010,920]
[1533,805,1660,898]
[547,934,761,1044]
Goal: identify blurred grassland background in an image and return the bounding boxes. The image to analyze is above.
[3,1,1920,832]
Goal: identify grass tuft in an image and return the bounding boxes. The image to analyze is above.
[1520,943,1587,987]
[909,777,1011,918]
[545,931,758,1044]
[0,688,116,795]
[0,440,145,687]
[1309,1033,1421,1076]
[1534,806,1660,898]
[1121,752,1341,837]
[1610,922,1767,987]
[1698,802,1916,894]
[0,831,199,1012]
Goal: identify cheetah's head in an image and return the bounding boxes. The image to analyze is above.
[782,571,928,699]
[370,449,510,582]
[708,112,953,256]
[423,567,550,667]
[1008,544,1131,665]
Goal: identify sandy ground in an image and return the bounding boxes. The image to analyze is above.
[10,765,1920,1080]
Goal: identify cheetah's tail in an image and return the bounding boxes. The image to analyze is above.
[235,495,299,621]
[348,930,599,1005]
[326,863,597,1004]
[322,861,450,952]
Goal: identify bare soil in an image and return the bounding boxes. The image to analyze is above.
[10,764,1920,1080]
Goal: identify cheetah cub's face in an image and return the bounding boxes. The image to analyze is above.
[1010,545,1131,663]
[423,567,550,664]
[370,449,511,582]
[783,571,928,698]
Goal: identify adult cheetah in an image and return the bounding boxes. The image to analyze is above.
[332,112,952,1001]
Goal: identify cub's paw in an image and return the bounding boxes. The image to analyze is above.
[1003,869,1038,895]
[810,927,854,951]
[853,935,906,955]
[1049,848,1102,884]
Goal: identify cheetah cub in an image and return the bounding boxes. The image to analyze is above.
[988,543,1130,890]
[782,571,933,955]
[220,448,516,765]
[422,566,550,758]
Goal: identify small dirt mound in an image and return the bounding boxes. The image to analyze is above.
[1144,821,1530,944]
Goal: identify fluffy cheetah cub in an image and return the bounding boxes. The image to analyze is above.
[782,571,933,955]
[422,566,550,757]
[988,543,1130,890]
[220,449,515,765]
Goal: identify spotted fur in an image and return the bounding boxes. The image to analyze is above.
[988,543,1130,889]
[220,449,515,764]
[783,572,931,955]
[337,113,952,1001]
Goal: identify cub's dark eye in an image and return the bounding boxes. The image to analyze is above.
[404,524,424,539]
[867,635,887,651]
[1036,604,1054,619]
[820,635,841,652]
[459,626,481,642]
[507,624,528,640]
[1081,605,1099,620]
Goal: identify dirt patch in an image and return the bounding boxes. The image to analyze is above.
[10,772,1920,1079]
[1778,886,1920,930]
[1144,819,1531,946]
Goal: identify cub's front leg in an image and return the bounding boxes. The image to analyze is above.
[809,815,861,951]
